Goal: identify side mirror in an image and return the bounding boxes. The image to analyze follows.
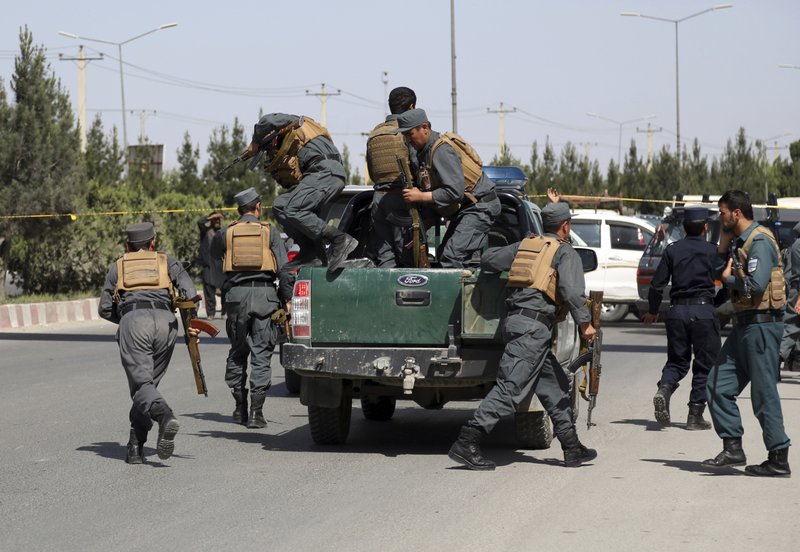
[575,247,598,273]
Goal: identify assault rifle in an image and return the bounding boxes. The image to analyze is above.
[396,155,430,269]
[175,297,220,396]
[586,290,603,429]
[216,116,304,177]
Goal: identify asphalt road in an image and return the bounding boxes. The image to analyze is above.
[1,318,799,552]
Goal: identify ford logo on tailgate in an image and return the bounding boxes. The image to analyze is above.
[397,274,429,287]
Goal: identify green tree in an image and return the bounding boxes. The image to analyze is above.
[84,115,124,186]
[174,131,201,194]
[489,144,523,168]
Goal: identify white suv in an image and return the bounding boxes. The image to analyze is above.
[570,211,656,322]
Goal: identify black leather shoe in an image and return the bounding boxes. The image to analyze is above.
[686,402,712,431]
[702,438,746,467]
[448,426,496,470]
[247,389,268,429]
[231,388,248,425]
[156,412,180,460]
[324,230,359,275]
[653,386,672,427]
[125,429,145,464]
[559,428,598,467]
[745,448,791,477]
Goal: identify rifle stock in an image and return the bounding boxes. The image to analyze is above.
[175,299,218,397]
[396,155,430,269]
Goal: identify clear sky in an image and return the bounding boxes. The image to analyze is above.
[2,0,798,181]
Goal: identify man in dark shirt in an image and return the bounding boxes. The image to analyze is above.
[643,207,720,430]
[197,212,225,319]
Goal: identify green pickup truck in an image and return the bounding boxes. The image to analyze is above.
[280,182,597,447]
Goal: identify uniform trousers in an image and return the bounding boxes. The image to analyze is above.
[468,313,573,437]
[438,198,501,268]
[117,309,178,431]
[272,171,345,245]
[660,304,720,404]
[224,285,279,391]
[707,320,791,451]
[368,189,414,267]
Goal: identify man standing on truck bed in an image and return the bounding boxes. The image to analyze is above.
[702,190,791,477]
[448,202,598,470]
[397,108,501,268]
[643,206,719,430]
[244,113,356,275]
[210,187,295,429]
[365,86,419,267]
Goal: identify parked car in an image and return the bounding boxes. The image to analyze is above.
[569,211,656,322]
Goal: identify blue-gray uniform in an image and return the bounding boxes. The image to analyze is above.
[257,113,345,260]
[647,231,720,405]
[467,236,591,437]
[414,131,501,268]
[367,113,416,267]
[210,214,295,395]
[779,222,800,367]
[197,214,225,318]
[708,222,790,452]
[98,250,196,437]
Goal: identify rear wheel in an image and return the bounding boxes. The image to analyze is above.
[600,303,629,323]
[515,411,553,450]
[360,396,396,421]
[308,381,353,445]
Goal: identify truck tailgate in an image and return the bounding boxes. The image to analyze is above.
[301,267,465,346]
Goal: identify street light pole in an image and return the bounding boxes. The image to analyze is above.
[59,23,178,151]
[586,112,655,174]
[621,5,732,167]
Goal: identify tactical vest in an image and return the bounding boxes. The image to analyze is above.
[732,225,786,312]
[267,117,332,188]
[223,221,277,273]
[366,119,408,185]
[507,236,570,322]
[114,250,174,300]
[422,132,483,217]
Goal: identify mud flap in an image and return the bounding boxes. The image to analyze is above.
[300,377,343,408]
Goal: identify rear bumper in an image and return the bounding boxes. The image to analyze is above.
[281,342,502,384]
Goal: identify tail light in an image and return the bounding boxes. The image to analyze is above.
[636,267,654,286]
[291,280,311,338]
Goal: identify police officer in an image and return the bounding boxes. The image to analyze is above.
[448,203,597,470]
[643,206,720,430]
[365,86,418,267]
[244,113,356,275]
[397,109,501,268]
[98,222,198,464]
[197,212,225,319]
[210,187,295,428]
[779,221,800,371]
[703,190,791,477]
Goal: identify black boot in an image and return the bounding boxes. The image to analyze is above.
[247,389,268,429]
[231,388,248,425]
[653,385,672,427]
[448,426,496,471]
[686,402,712,430]
[150,403,180,461]
[702,438,747,467]
[745,447,791,477]
[558,428,598,467]
[322,226,359,275]
[125,428,146,464]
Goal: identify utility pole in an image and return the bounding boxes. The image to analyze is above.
[130,110,157,143]
[381,72,389,116]
[306,83,340,127]
[487,102,516,154]
[636,123,663,172]
[59,45,103,152]
[450,0,458,132]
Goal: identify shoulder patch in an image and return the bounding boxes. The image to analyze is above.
[747,258,758,273]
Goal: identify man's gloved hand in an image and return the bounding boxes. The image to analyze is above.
[270,308,290,324]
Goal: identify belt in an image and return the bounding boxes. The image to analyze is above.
[671,298,713,306]
[233,280,272,287]
[120,301,173,317]
[733,311,783,326]
[507,308,553,330]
